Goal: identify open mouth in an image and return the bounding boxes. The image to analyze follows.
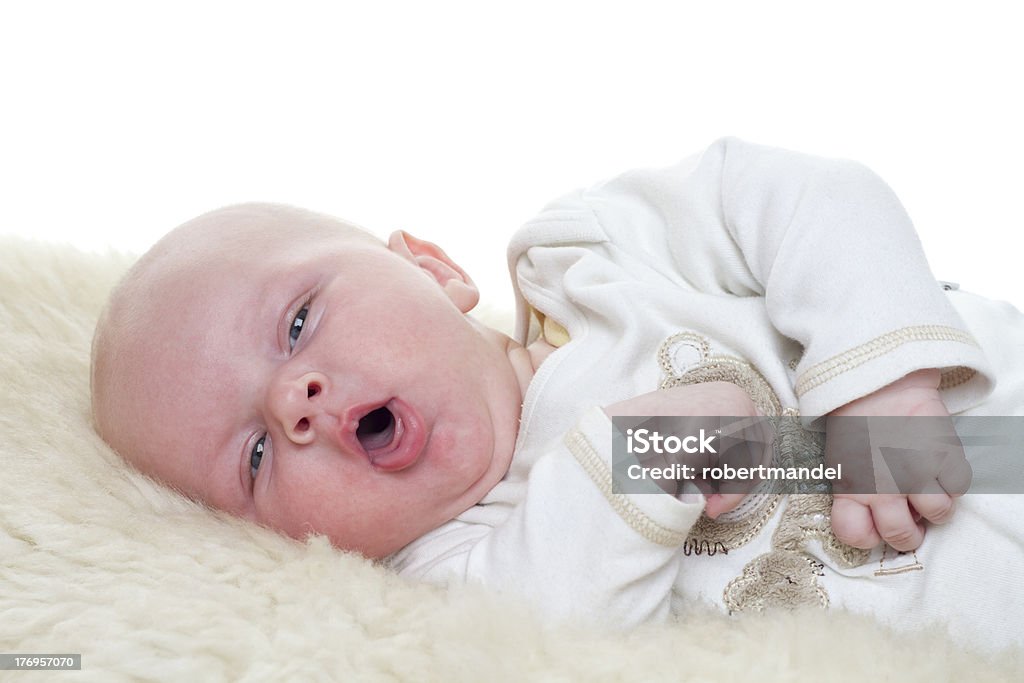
[351,398,426,472]
[356,406,396,451]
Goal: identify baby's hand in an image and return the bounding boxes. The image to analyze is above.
[604,383,767,516]
[826,369,970,551]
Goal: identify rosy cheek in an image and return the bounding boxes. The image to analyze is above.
[257,461,331,529]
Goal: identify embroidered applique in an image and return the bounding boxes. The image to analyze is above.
[682,539,729,557]
[686,497,782,552]
[874,546,924,577]
[774,494,872,570]
[723,549,829,612]
[724,495,872,613]
[658,332,784,553]
[658,332,790,553]
[657,332,783,416]
[655,332,871,612]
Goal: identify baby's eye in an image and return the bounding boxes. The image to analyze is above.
[250,436,266,480]
[289,305,309,350]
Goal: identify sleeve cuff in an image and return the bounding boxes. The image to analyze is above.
[795,324,994,416]
[564,407,706,547]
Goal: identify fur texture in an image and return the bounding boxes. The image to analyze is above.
[1,236,1019,681]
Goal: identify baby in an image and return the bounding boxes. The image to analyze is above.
[91,138,1023,650]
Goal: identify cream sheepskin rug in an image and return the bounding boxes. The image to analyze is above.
[1,236,1020,682]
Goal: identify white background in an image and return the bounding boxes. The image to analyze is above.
[2,1,1021,308]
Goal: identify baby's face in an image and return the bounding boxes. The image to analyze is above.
[95,207,525,557]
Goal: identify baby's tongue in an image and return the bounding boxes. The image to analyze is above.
[363,399,427,472]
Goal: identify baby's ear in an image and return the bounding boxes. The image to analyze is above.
[387,231,480,313]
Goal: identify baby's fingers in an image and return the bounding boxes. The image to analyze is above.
[831,496,881,549]
[936,451,972,497]
[871,496,925,551]
[704,492,746,519]
[909,489,956,525]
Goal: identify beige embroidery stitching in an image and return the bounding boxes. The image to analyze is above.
[658,332,784,417]
[682,539,729,556]
[657,332,710,373]
[687,497,783,552]
[874,546,924,577]
[939,366,977,391]
[795,325,979,396]
[563,429,688,547]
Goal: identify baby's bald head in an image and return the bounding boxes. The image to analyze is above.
[87,202,518,559]
[90,203,381,485]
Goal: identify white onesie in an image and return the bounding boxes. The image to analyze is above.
[389,138,1024,654]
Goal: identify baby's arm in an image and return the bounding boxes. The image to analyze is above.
[826,369,971,551]
[567,138,993,419]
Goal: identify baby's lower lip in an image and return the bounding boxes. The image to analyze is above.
[365,398,427,473]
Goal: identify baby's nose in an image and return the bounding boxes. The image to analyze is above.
[268,371,330,445]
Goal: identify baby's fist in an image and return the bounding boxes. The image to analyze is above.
[605,383,767,516]
[826,369,969,551]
